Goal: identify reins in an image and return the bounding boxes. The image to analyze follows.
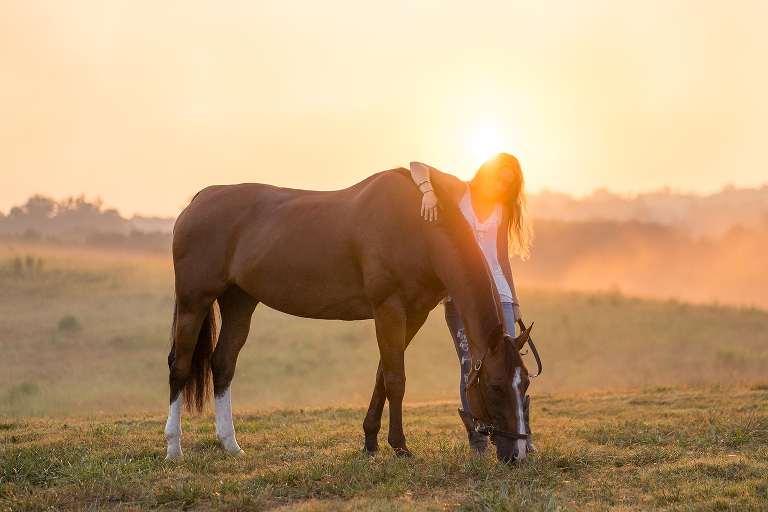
[462,318,543,443]
[517,319,542,378]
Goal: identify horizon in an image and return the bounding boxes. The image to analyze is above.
[3,181,767,220]
[3,1,768,217]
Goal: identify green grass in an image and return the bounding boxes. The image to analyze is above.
[1,384,766,510]
[2,244,768,418]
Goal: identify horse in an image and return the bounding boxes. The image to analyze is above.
[164,168,534,463]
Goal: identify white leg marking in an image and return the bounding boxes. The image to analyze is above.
[215,387,244,455]
[165,395,184,460]
[513,368,528,460]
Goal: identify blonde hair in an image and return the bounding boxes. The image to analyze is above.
[469,153,534,260]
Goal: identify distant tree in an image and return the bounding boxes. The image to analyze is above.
[57,195,103,217]
[8,206,25,220]
[23,195,57,219]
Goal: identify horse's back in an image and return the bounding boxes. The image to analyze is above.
[173,170,437,319]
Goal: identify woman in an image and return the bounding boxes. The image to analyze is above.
[409,153,535,453]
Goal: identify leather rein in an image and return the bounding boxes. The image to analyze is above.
[462,319,542,443]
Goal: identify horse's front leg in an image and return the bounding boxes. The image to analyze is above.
[362,361,386,453]
[371,302,430,457]
[363,312,429,454]
[371,299,409,456]
[381,364,410,454]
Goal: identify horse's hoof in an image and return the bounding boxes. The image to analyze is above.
[394,447,412,458]
[362,446,379,456]
[165,452,184,461]
[230,448,245,457]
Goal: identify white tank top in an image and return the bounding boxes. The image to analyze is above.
[457,182,514,302]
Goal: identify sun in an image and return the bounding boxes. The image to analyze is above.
[472,128,503,161]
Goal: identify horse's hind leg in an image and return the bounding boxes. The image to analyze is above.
[363,311,428,455]
[211,285,258,455]
[165,299,215,460]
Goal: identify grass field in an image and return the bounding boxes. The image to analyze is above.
[1,384,766,510]
[2,244,768,510]
[2,243,767,419]
[2,243,768,419]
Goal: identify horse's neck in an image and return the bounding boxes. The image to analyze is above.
[425,182,503,355]
[434,241,501,355]
[451,290,500,355]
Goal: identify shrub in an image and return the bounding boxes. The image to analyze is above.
[58,316,82,334]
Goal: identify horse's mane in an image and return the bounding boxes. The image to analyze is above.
[387,168,503,343]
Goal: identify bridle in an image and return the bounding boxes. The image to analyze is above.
[462,319,542,443]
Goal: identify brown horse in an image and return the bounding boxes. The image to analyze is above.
[164,168,533,463]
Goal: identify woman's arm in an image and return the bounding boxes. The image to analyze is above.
[498,205,522,323]
[409,161,465,221]
[409,162,438,221]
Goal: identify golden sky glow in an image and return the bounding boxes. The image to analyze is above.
[2,1,768,216]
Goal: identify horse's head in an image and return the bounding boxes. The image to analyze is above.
[462,323,533,464]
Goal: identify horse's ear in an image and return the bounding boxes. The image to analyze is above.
[514,322,534,351]
[489,324,504,353]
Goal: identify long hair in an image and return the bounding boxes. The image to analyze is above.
[468,153,534,260]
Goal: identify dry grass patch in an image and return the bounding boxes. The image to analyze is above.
[2,383,767,510]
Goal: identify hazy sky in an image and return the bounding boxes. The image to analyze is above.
[2,0,767,216]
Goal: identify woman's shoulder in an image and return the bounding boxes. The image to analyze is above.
[428,167,466,202]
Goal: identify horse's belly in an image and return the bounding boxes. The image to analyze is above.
[260,293,373,321]
[249,272,373,320]
[234,246,373,321]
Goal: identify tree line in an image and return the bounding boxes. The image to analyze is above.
[0,195,172,252]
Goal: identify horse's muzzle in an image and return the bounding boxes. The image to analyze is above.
[495,437,528,464]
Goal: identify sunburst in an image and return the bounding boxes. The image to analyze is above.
[472,128,503,161]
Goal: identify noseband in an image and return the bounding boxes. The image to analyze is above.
[462,320,542,443]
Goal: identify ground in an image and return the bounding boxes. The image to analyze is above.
[2,383,766,510]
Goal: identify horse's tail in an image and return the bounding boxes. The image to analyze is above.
[169,298,218,413]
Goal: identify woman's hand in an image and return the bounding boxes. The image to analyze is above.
[421,190,439,221]
[512,304,522,323]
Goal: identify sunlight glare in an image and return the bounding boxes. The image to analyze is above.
[473,128,503,161]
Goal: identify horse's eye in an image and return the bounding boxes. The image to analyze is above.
[490,384,505,395]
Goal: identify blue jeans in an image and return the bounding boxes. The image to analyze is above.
[444,299,517,413]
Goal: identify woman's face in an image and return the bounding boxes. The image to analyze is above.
[485,166,517,199]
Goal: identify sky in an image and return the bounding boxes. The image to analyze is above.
[2,0,768,217]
